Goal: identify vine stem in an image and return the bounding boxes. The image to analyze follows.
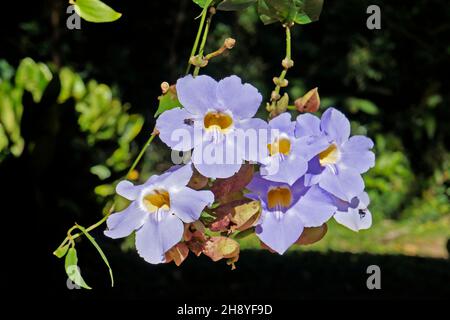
[270,25,292,109]
[193,9,215,77]
[54,132,158,255]
[185,4,210,75]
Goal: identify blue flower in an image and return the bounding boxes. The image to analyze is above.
[260,112,328,185]
[246,173,336,254]
[296,107,375,202]
[156,75,267,178]
[104,164,214,264]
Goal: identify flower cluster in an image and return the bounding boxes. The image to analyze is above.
[104,75,375,266]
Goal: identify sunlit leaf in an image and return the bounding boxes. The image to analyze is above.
[154,85,182,117]
[65,247,92,290]
[72,0,122,23]
[53,244,70,259]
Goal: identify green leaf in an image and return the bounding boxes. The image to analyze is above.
[15,58,52,103]
[94,184,115,197]
[119,114,144,145]
[76,224,114,287]
[65,247,92,290]
[73,0,122,23]
[257,0,324,25]
[217,0,257,11]
[90,164,111,180]
[345,97,379,115]
[192,0,214,9]
[154,89,182,117]
[53,244,70,258]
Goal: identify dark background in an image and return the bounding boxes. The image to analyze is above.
[1,0,449,302]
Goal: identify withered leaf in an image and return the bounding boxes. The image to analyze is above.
[203,236,240,263]
[211,164,254,201]
[296,224,328,245]
[230,200,261,232]
[165,242,189,266]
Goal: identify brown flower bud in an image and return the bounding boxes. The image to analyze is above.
[294,87,320,113]
[224,38,236,49]
[160,81,170,94]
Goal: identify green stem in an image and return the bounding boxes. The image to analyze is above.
[193,10,214,77]
[54,132,157,255]
[270,25,292,107]
[126,132,157,178]
[185,5,209,75]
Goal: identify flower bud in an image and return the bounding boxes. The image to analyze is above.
[224,38,236,49]
[282,58,294,69]
[294,87,320,113]
[160,81,170,94]
[271,91,280,101]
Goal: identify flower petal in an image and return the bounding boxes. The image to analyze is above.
[293,185,337,227]
[235,117,269,162]
[339,135,375,173]
[176,75,218,115]
[295,113,321,138]
[320,107,350,144]
[256,210,304,255]
[319,167,365,202]
[192,138,242,178]
[269,112,295,136]
[171,187,214,223]
[159,164,193,190]
[260,153,307,186]
[116,180,140,201]
[135,212,184,264]
[216,75,262,119]
[156,107,196,151]
[104,202,147,239]
[334,208,372,232]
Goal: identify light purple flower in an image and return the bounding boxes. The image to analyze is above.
[156,75,267,179]
[246,173,337,254]
[260,112,328,185]
[296,107,375,202]
[104,164,214,264]
[333,192,372,232]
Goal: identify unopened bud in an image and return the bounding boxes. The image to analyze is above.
[282,58,294,69]
[224,38,236,49]
[271,91,280,101]
[160,81,170,94]
[294,87,320,113]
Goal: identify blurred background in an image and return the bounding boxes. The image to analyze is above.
[1,0,449,300]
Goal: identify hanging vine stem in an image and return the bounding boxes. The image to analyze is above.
[185,2,210,75]
[53,131,158,254]
[193,7,216,77]
[267,24,294,115]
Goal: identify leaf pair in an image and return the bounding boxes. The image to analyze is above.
[258,0,324,25]
[54,225,114,289]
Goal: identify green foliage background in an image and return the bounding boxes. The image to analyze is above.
[0,0,449,298]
